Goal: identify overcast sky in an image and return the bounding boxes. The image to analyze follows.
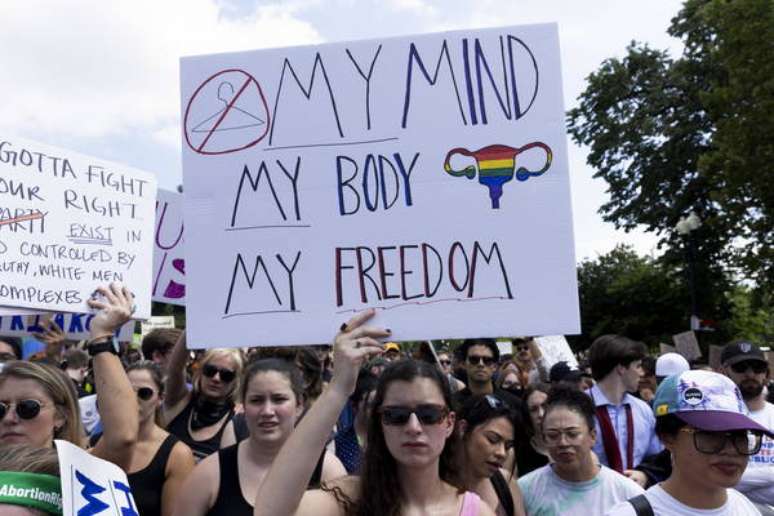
[1,0,686,262]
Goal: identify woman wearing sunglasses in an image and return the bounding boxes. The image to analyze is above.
[174,357,347,516]
[126,362,195,516]
[453,394,526,516]
[607,370,772,516]
[0,282,138,469]
[164,334,244,461]
[253,309,495,516]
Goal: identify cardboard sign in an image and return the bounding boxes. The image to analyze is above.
[672,331,702,361]
[534,335,578,368]
[0,137,156,318]
[708,344,724,371]
[0,312,133,342]
[140,315,175,337]
[659,343,676,355]
[180,24,579,348]
[56,439,139,516]
[152,189,185,305]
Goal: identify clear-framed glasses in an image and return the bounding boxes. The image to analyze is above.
[680,427,763,456]
[542,428,585,445]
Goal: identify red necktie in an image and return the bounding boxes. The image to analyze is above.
[595,404,634,473]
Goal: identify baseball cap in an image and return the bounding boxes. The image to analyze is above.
[549,361,583,383]
[655,353,690,378]
[720,341,767,367]
[653,370,773,438]
[384,343,400,353]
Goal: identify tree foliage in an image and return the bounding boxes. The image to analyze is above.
[725,286,774,346]
[571,244,708,351]
[567,0,774,291]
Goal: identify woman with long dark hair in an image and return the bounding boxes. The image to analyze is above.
[174,357,345,516]
[453,394,526,516]
[516,383,551,476]
[253,309,495,516]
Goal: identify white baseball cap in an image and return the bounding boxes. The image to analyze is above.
[655,352,690,378]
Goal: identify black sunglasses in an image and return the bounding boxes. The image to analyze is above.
[380,404,449,426]
[730,361,768,375]
[202,364,236,383]
[681,427,763,456]
[0,400,43,420]
[439,359,451,366]
[136,387,155,401]
[467,355,496,366]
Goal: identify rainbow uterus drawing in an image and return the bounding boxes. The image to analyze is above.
[442,142,552,209]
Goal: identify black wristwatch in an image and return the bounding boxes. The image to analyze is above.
[87,335,120,357]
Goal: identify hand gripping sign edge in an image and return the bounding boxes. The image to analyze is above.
[183,69,271,155]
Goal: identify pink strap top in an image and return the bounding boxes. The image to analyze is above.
[459,491,481,516]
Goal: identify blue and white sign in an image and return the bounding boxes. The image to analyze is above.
[56,440,138,516]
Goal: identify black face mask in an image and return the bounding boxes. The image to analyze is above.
[190,395,233,430]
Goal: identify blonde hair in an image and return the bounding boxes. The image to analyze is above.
[193,348,245,403]
[0,444,59,475]
[0,361,86,447]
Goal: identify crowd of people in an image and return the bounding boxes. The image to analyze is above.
[0,282,772,515]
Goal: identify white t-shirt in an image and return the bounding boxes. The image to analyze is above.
[605,484,762,516]
[517,463,643,516]
[737,402,774,504]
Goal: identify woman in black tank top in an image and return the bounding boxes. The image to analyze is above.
[126,362,195,516]
[172,358,346,516]
[453,394,527,516]
[163,336,245,461]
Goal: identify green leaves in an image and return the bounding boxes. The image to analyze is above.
[568,0,774,300]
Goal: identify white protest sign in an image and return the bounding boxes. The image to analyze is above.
[56,439,139,516]
[672,330,702,361]
[140,315,175,336]
[0,312,134,342]
[708,344,724,371]
[152,189,185,305]
[534,335,577,368]
[496,339,513,356]
[180,24,579,348]
[0,137,156,318]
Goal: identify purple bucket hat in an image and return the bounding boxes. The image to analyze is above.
[653,370,774,438]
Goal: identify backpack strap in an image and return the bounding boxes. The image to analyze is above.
[628,494,654,516]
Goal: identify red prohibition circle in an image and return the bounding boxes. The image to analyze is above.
[183,68,271,155]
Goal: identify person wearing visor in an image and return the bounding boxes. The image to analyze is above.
[627,352,691,488]
[0,445,62,516]
[607,370,772,515]
[721,341,774,508]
